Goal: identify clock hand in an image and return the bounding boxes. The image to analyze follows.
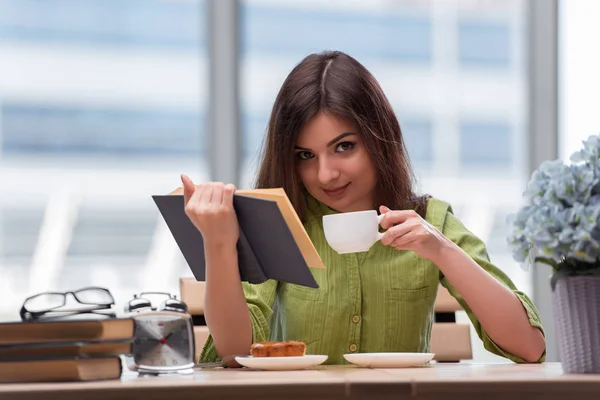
[160,330,176,348]
[163,330,176,340]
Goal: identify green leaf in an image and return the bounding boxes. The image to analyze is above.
[534,256,558,269]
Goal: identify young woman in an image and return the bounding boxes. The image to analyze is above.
[180,51,545,367]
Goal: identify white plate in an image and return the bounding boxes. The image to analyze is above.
[234,355,328,371]
[343,352,434,368]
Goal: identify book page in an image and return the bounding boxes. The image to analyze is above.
[236,188,325,269]
[237,229,269,284]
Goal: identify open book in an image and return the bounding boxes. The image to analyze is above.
[152,188,325,288]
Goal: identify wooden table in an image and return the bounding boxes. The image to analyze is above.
[1,362,599,400]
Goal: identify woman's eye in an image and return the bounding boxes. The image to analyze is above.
[336,142,355,152]
[297,151,313,160]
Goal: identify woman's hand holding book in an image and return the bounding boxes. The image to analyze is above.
[180,174,239,249]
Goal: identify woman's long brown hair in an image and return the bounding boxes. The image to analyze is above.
[254,50,429,221]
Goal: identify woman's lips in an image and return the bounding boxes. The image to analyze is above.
[323,183,350,197]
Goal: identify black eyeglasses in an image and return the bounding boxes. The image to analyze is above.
[20,287,116,321]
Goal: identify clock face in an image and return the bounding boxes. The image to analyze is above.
[132,312,194,371]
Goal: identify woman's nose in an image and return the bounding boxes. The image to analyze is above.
[317,159,341,184]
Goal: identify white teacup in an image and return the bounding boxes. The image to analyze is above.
[322,210,384,254]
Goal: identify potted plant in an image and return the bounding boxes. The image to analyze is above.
[508,134,600,374]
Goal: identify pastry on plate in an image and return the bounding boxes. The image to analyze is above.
[250,340,306,357]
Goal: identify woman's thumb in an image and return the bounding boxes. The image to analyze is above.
[181,174,195,204]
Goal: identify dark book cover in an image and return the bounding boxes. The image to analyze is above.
[152,194,319,288]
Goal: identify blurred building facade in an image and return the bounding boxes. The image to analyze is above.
[0,0,531,361]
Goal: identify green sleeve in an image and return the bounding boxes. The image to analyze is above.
[199,279,278,363]
[439,211,546,364]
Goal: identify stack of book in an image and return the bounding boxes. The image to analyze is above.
[0,318,134,383]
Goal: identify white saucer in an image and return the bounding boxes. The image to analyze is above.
[234,355,328,371]
[343,352,434,368]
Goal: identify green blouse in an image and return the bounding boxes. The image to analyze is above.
[200,196,545,365]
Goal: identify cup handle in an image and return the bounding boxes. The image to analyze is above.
[376,214,385,241]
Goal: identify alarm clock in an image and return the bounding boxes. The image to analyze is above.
[124,292,195,374]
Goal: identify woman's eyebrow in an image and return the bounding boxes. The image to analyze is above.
[295,132,357,150]
[326,132,357,147]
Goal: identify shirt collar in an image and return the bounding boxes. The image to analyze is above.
[304,191,339,218]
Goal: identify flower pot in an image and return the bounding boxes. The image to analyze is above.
[552,275,600,373]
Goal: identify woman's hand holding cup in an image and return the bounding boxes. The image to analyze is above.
[379,206,448,262]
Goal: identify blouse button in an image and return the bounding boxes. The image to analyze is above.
[349,344,358,352]
[352,315,360,323]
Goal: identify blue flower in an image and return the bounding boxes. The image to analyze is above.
[508,134,600,272]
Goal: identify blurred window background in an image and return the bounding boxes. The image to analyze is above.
[0,0,207,320]
[0,0,585,363]
[559,0,600,161]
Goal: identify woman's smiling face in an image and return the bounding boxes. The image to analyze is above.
[295,112,378,213]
